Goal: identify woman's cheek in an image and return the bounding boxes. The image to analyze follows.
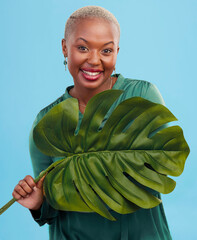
[103,57,117,70]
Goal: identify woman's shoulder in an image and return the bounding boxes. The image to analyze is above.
[125,77,151,89]
[115,74,154,96]
[115,74,165,104]
[34,84,74,125]
[33,93,68,126]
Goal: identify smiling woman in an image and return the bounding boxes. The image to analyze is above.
[62,16,120,113]
[11,5,176,240]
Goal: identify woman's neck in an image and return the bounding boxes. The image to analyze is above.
[69,76,117,114]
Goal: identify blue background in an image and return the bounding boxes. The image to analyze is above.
[0,0,196,239]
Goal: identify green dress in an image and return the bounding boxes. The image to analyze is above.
[29,74,172,240]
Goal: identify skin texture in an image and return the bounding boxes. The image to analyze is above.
[12,17,120,210]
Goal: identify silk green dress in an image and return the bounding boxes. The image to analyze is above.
[29,74,172,240]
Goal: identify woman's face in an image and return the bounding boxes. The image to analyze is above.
[62,18,119,91]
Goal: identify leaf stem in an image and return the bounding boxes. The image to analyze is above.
[0,159,64,216]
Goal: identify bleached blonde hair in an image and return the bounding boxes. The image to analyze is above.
[64,6,120,42]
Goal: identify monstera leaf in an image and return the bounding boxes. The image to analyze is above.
[33,90,189,221]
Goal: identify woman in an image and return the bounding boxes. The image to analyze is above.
[12,6,172,240]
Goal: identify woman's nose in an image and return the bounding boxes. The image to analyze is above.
[87,50,101,65]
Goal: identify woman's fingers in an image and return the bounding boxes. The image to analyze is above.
[11,174,45,210]
[12,175,36,200]
[36,174,46,189]
[24,175,36,189]
[19,181,32,194]
[12,190,23,200]
[13,184,28,199]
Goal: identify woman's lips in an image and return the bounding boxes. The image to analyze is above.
[80,69,103,81]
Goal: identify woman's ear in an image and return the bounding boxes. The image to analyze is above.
[117,46,120,54]
[62,39,67,57]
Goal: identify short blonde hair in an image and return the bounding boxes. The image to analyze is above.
[64,6,120,42]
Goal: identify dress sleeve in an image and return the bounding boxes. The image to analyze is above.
[143,82,168,132]
[143,82,165,105]
[29,114,59,226]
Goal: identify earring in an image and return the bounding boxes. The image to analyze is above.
[63,56,67,71]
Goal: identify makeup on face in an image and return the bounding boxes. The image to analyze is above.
[62,18,119,92]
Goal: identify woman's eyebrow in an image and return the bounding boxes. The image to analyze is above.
[76,37,114,46]
[76,37,88,43]
[103,41,114,46]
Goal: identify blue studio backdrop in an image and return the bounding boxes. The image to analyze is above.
[0,0,196,239]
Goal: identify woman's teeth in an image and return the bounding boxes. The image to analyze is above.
[82,70,101,76]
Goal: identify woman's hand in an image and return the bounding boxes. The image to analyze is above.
[12,175,45,211]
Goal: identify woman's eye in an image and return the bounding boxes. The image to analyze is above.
[102,49,112,54]
[78,46,88,51]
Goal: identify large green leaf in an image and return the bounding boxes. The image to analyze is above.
[33,90,190,221]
